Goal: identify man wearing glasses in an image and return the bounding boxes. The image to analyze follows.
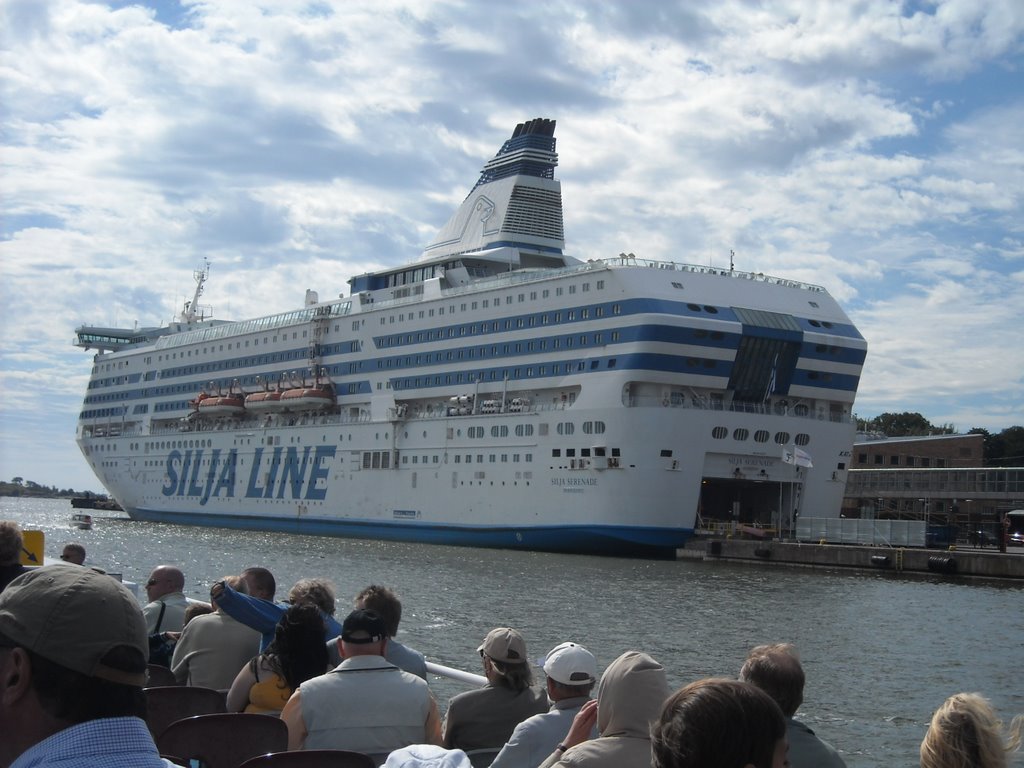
[142,565,202,635]
[60,543,86,565]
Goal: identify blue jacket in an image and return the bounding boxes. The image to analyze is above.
[215,581,342,651]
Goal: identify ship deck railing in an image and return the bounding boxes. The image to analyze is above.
[626,395,851,423]
[367,256,827,311]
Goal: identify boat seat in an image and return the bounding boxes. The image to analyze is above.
[239,749,376,768]
[144,685,227,740]
[156,713,288,768]
[146,663,181,687]
[464,747,501,767]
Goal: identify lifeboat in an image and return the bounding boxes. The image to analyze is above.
[197,392,246,416]
[280,384,335,411]
[188,391,212,410]
[245,390,283,412]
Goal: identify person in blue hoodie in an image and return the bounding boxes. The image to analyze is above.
[212,573,341,650]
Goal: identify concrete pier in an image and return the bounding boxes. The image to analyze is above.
[680,538,1024,580]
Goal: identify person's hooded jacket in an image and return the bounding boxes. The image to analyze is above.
[547,650,670,768]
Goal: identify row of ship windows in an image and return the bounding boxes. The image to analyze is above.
[551,447,621,458]
[711,428,811,446]
[134,451,538,470]
[380,332,619,366]
[381,280,607,324]
[102,421,604,453]
[378,303,620,345]
[457,422,605,438]
[387,360,620,390]
[398,453,534,466]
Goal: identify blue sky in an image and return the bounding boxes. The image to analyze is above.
[1,0,1022,492]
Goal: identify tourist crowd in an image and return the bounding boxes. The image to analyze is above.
[1,519,1022,768]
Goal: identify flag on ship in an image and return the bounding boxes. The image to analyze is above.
[782,446,813,468]
[763,352,779,402]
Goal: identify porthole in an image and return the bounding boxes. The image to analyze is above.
[754,430,770,443]
[712,426,728,439]
[774,432,790,445]
[733,428,749,441]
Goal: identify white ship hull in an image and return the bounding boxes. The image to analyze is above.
[74,119,864,556]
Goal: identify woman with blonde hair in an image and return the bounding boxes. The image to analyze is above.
[920,693,1023,768]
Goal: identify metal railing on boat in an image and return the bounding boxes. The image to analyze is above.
[426,661,486,687]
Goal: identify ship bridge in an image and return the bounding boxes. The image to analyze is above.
[74,325,170,352]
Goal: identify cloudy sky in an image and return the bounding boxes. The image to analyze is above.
[2,0,1022,492]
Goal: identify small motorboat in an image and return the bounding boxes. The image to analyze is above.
[70,513,93,530]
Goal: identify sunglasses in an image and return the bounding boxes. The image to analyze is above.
[146,579,159,586]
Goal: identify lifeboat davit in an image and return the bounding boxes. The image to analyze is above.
[245,390,283,412]
[188,392,212,410]
[280,385,335,411]
[197,393,246,416]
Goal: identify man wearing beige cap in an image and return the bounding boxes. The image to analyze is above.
[0,565,172,768]
[442,627,547,767]
[490,642,598,768]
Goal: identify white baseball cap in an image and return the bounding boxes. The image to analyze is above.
[384,745,472,767]
[540,641,597,685]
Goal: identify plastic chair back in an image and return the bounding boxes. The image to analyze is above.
[239,749,376,768]
[147,664,181,687]
[144,685,227,740]
[156,713,288,768]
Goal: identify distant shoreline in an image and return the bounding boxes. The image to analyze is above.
[0,482,105,499]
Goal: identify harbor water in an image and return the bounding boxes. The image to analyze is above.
[5,497,1022,767]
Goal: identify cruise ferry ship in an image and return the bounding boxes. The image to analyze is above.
[74,118,866,556]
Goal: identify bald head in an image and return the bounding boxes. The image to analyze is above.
[146,565,185,601]
[738,643,805,717]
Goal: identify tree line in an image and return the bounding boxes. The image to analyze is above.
[0,478,102,498]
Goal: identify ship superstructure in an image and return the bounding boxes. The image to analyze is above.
[74,118,866,555]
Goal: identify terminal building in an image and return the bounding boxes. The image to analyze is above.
[842,433,1023,539]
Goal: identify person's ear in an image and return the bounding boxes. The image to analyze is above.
[0,648,32,705]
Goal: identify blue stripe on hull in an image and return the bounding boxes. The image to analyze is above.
[128,508,692,557]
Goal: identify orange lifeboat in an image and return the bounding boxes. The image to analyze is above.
[245,390,283,412]
[280,384,335,411]
[197,392,246,416]
[188,391,212,410]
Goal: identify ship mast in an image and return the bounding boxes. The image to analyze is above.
[180,259,210,324]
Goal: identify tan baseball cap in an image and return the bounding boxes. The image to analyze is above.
[0,565,148,686]
[477,627,527,664]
